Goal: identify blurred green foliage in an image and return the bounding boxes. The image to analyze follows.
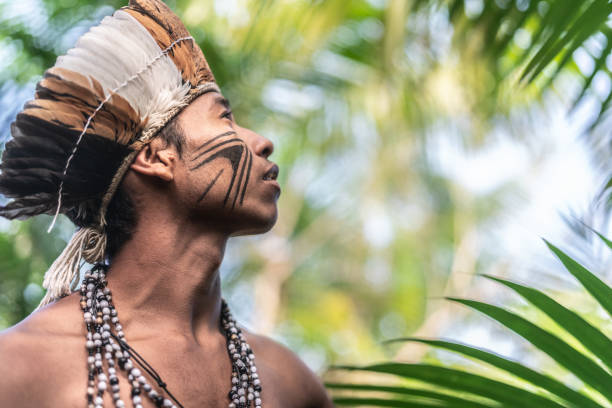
[0,0,610,374]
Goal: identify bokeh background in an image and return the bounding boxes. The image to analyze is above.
[1,0,611,381]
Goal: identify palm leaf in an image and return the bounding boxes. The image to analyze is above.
[545,239,612,318]
[480,274,612,371]
[444,0,612,130]
[384,338,603,408]
[335,364,566,407]
[327,383,496,408]
[446,297,612,402]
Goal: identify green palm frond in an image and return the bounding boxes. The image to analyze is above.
[329,233,612,407]
[414,0,612,130]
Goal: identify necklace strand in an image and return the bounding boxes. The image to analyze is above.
[79,264,262,408]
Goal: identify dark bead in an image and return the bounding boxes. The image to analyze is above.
[154,395,164,407]
[131,388,141,396]
[118,358,126,369]
[110,377,119,385]
[254,384,262,392]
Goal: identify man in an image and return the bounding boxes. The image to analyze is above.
[0,1,333,407]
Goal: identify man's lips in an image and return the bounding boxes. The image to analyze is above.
[263,164,279,181]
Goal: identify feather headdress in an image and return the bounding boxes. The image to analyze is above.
[0,0,219,307]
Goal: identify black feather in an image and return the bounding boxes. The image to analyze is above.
[0,112,135,223]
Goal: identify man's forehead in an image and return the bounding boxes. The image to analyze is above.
[190,90,231,110]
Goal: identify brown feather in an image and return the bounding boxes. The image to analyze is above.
[124,0,215,86]
[30,67,143,145]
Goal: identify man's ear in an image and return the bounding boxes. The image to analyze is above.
[130,139,177,182]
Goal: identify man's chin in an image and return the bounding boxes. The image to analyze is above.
[230,212,278,237]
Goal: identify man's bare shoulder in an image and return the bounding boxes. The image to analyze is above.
[245,331,333,408]
[0,294,84,407]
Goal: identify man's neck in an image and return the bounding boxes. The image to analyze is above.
[105,214,229,345]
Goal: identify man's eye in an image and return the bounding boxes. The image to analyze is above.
[221,110,233,120]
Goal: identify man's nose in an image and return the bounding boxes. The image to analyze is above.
[244,128,274,159]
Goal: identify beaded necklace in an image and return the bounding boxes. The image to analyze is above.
[79,264,262,408]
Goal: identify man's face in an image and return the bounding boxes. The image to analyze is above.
[173,90,280,235]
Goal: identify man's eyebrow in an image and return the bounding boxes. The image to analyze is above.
[215,96,231,110]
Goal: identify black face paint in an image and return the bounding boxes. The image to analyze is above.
[189,132,253,209]
[197,168,224,203]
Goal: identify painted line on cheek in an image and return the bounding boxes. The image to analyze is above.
[222,145,244,207]
[197,168,225,203]
[239,149,252,206]
[231,147,249,209]
[192,131,237,155]
[190,139,243,171]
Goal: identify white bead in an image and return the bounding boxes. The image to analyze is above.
[163,399,173,407]
[132,395,142,404]
[116,401,125,408]
[97,381,107,391]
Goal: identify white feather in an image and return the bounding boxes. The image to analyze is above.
[55,10,191,133]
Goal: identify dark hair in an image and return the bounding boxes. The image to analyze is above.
[104,117,185,259]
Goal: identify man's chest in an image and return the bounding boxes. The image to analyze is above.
[37,340,285,408]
